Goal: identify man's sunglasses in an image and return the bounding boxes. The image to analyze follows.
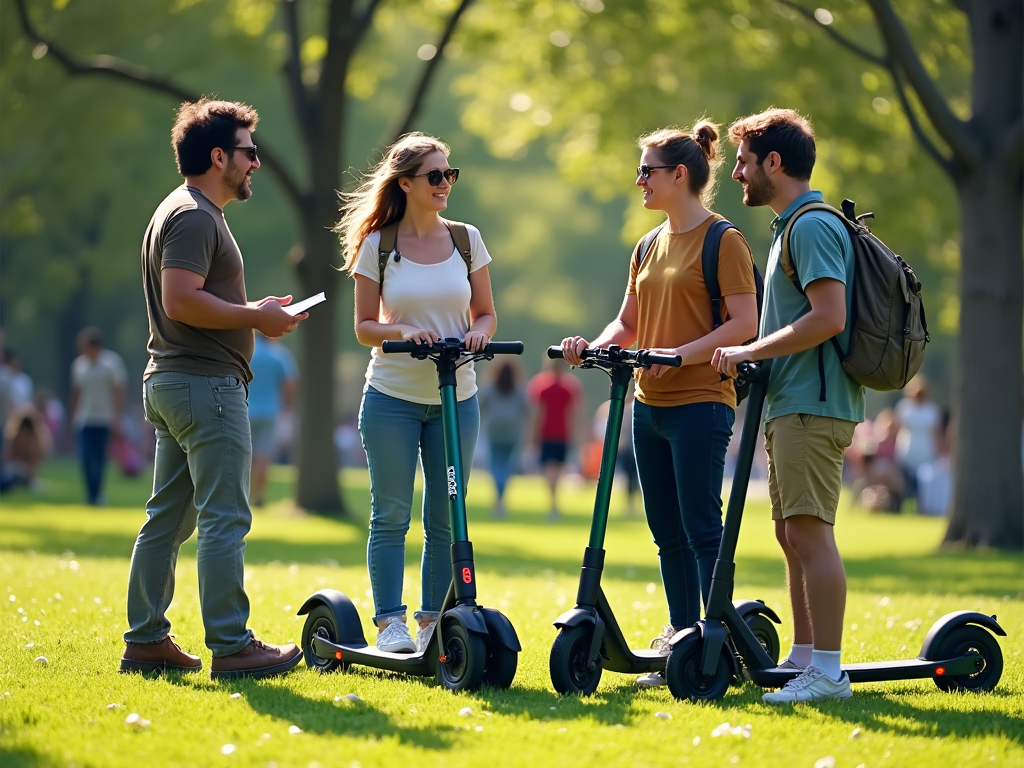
[412,168,460,186]
[636,163,676,179]
[223,145,259,163]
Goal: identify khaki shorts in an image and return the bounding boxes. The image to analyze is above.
[764,413,856,525]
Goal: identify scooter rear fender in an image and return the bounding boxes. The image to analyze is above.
[480,607,522,652]
[733,599,782,624]
[553,607,598,630]
[919,611,1006,660]
[296,589,368,647]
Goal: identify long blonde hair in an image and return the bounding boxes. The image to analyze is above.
[335,132,451,274]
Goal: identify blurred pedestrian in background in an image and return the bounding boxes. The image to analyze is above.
[527,357,582,520]
[0,402,52,493]
[894,375,941,507]
[247,333,297,507]
[4,348,33,408]
[479,358,527,518]
[69,327,127,506]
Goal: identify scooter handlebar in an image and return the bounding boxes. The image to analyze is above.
[547,345,681,368]
[382,339,524,355]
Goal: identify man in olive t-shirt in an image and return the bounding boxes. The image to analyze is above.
[121,98,308,680]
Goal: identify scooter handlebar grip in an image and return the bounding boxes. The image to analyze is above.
[643,352,682,367]
[547,346,565,359]
[381,340,423,354]
[485,341,525,355]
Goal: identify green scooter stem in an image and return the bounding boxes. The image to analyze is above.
[436,356,470,543]
[587,365,633,550]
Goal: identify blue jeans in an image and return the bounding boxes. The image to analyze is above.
[359,386,479,624]
[77,425,110,504]
[488,440,517,500]
[124,372,254,656]
[633,400,735,629]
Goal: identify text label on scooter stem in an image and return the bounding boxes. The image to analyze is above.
[447,466,458,499]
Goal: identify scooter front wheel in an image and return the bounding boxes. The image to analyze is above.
[931,625,1003,693]
[550,625,603,695]
[665,633,732,702]
[437,621,486,692]
[302,605,345,674]
[482,640,518,689]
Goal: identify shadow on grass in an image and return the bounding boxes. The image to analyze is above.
[711,682,1024,741]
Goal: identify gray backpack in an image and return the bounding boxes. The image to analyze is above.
[781,199,929,396]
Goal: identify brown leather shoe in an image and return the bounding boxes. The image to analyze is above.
[120,636,202,674]
[210,637,303,680]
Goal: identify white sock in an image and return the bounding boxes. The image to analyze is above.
[785,643,812,667]
[811,649,843,681]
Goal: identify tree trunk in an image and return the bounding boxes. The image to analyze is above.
[944,0,1024,548]
[293,203,345,514]
[945,166,1024,548]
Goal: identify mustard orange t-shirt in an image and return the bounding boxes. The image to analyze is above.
[627,214,757,408]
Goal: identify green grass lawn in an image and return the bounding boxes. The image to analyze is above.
[2,460,1022,767]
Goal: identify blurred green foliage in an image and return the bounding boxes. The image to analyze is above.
[0,0,967,418]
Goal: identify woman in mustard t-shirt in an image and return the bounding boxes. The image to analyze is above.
[561,120,759,688]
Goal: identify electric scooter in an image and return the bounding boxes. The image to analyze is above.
[298,338,524,692]
[665,361,1007,701]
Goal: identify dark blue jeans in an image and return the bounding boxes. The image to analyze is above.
[633,400,734,629]
[77,425,111,505]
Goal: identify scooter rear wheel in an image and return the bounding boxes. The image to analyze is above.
[482,640,518,689]
[302,605,345,673]
[931,625,1003,693]
[744,613,781,665]
[550,625,603,695]
[665,633,732,702]
[437,621,486,692]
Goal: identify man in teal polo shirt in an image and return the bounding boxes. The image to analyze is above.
[713,108,865,702]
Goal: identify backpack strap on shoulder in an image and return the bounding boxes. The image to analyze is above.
[377,221,400,287]
[701,218,736,329]
[442,219,474,277]
[633,223,666,272]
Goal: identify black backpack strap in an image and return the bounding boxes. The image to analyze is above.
[442,219,473,277]
[377,222,400,287]
[700,219,736,329]
[633,223,666,272]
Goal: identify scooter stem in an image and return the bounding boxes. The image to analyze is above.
[588,366,633,550]
[437,357,469,544]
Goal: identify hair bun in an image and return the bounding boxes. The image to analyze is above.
[693,120,719,161]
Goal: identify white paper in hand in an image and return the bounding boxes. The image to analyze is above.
[283,292,326,316]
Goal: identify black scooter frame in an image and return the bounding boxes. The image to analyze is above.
[666,362,1007,701]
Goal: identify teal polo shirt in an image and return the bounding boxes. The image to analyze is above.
[759,191,865,424]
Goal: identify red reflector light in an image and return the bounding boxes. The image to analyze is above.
[439,655,448,663]
[935,666,945,676]
[335,651,343,660]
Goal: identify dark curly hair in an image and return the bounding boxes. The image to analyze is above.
[171,98,259,177]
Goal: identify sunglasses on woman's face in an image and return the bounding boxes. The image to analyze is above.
[636,163,676,180]
[412,167,460,186]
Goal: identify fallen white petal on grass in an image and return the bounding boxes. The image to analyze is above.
[693,736,701,746]
[654,711,671,720]
[711,722,751,738]
[124,713,151,728]
[106,703,121,710]
[33,656,48,665]
[230,693,242,700]
[814,757,836,768]
[458,707,473,717]
[24,643,33,649]
[474,726,484,732]
[288,725,302,735]
[850,727,862,739]
[343,693,362,703]
[221,744,236,755]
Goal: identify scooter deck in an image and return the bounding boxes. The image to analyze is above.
[595,588,668,675]
[310,635,437,676]
[746,653,982,687]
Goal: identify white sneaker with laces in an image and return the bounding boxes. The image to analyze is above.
[777,658,805,671]
[649,624,677,656]
[635,671,667,688]
[762,665,852,702]
[416,621,436,654]
[376,616,416,654]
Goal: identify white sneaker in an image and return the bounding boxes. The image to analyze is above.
[777,658,805,671]
[376,616,415,653]
[636,671,667,688]
[649,624,677,655]
[416,621,436,654]
[762,665,852,702]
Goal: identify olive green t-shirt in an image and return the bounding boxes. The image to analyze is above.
[142,185,254,382]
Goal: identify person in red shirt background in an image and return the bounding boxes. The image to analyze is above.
[527,358,582,520]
